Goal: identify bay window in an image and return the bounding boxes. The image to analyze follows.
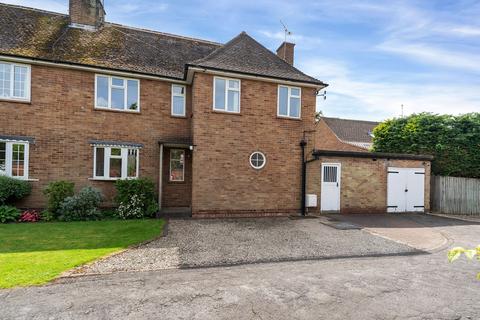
[93,146,139,180]
[213,77,240,113]
[278,85,301,118]
[0,141,29,179]
[0,62,30,101]
[95,75,140,111]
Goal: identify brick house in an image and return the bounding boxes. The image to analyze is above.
[314,117,379,151]
[0,1,328,217]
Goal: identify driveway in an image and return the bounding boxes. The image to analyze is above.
[68,217,419,275]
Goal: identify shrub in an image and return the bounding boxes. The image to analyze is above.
[43,181,75,216]
[0,205,21,223]
[58,186,103,221]
[114,178,158,219]
[40,210,55,222]
[19,209,41,223]
[0,176,31,205]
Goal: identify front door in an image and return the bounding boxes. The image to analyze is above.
[321,163,341,212]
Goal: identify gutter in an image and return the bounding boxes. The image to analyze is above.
[312,149,434,161]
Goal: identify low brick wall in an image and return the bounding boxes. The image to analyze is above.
[306,156,431,214]
[192,209,298,219]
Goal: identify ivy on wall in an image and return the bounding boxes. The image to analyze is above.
[372,113,480,178]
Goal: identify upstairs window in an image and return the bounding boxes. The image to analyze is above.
[0,141,29,179]
[213,77,240,113]
[278,85,301,118]
[0,62,31,101]
[171,84,186,116]
[93,146,139,180]
[95,75,140,112]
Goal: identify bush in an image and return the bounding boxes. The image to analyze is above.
[0,176,31,205]
[0,205,21,223]
[114,178,158,219]
[58,186,103,221]
[19,209,41,223]
[43,181,75,216]
[40,210,55,222]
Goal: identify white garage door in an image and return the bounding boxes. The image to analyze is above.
[387,167,425,213]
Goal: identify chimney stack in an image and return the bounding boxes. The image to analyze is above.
[276,42,295,65]
[69,0,105,30]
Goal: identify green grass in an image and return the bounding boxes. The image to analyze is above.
[0,219,165,289]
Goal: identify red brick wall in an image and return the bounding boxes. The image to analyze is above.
[0,64,191,208]
[191,72,317,217]
[314,119,366,152]
[306,156,431,214]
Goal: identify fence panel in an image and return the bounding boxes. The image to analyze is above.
[432,176,480,215]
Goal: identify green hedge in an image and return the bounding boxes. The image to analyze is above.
[0,176,31,205]
[372,113,480,178]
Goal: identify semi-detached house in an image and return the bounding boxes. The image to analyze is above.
[0,0,328,217]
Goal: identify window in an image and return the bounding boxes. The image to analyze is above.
[249,152,266,170]
[0,62,30,101]
[0,141,29,179]
[171,84,186,116]
[278,85,301,118]
[169,149,185,182]
[95,75,140,111]
[213,77,240,113]
[93,146,139,179]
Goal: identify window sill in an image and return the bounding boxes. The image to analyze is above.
[171,114,188,119]
[89,177,138,181]
[94,107,141,114]
[0,97,31,104]
[277,115,302,121]
[212,109,242,116]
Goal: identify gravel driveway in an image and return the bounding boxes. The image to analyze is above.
[70,217,419,275]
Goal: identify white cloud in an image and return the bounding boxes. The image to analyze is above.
[0,0,67,13]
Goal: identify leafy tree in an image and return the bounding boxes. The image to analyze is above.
[372,113,480,178]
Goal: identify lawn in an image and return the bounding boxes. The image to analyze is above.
[0,219,165,289]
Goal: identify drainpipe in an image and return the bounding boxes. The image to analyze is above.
[300,139,307,216]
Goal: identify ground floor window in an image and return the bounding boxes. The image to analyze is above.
[0,141,29,179]
[169,149,185,182]
[93,146,139,180]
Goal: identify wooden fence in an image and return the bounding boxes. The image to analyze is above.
[432,176,480,215]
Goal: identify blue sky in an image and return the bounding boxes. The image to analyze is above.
[3,0,480,121]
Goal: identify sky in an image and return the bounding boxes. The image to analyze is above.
[2,0,480,121]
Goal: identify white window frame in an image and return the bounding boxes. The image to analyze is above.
[169,149,185,182]
[0,61,31,102]
[94,74,140,112]
[277,85,302,119]
[249,151,266,170]
[0,140,29,180]
[213,76,241,113]
[171,84,186,117]
[92,146,140,180]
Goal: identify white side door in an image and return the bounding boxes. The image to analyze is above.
[321,163,341,212]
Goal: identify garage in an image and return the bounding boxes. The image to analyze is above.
[306,150,433,214]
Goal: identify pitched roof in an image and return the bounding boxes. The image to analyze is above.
[190,32,326,85]
[0,4,326,85]
[322,117,380,149]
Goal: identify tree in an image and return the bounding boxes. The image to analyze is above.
[372,113,480,178]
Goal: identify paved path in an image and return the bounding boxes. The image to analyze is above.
[68,217,418,275]
[1,214,480,319]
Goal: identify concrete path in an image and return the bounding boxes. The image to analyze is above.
[67,217,418,276]
[330,213,453,252]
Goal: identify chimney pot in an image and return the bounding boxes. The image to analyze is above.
[276,42,295,65]
[69,0,105,30]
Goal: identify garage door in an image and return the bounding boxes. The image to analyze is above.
[387,167,425,213]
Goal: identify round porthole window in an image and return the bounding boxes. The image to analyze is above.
[250,152,266,169]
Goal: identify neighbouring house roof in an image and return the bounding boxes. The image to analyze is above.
[321,117,380,150]
[0,3,326,85]
[189,32,326,85]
